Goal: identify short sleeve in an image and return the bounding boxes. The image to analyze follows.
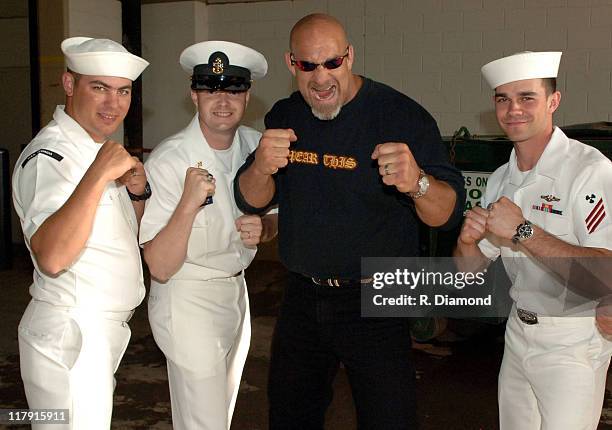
[15,151,77,242]
[571,160,612,250]
[233,149,279,215]
[139,158,184,245]
[412,112,466,231]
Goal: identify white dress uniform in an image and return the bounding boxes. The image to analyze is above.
[12,106,146,430]
[140,115,262,429]
[478,127,612,430]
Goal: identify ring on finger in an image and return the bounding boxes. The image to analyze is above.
[384,164,391,176]
[487,203,494,211]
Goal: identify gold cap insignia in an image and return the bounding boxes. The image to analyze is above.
[212,57,224,74]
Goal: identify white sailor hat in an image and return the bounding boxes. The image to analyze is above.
[179,40,268,91]
[61,37,149,81]
[481,51,562,89]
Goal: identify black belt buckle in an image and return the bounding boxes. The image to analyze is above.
[517,308,538,325]
[311,277,342,287]
[309,276,371,287]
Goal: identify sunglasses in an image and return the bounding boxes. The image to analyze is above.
[290,47,349,72]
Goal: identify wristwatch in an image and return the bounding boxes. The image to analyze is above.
[127,182,152,201]
[512,219,534,244]
[408,169,430,199]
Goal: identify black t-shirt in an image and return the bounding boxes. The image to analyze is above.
[235,77,465,278]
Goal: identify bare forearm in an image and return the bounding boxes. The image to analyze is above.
[453,240,491,273]
[143,203,199,282]
[521,225,607,258]
[520,226,612,298]
[261,213,278,243]
[30,171,107,275]
[415,179,457,227]
[238,165,275,210]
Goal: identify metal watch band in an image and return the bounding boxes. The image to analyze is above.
[512,219,533,244]
[408,169,429,199]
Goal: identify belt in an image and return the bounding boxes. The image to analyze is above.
[207,271,242,281]
[517,308,538,325]
[303,274,373,287]
[32,300,135,323]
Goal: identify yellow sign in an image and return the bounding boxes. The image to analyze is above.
[462,171,491,212]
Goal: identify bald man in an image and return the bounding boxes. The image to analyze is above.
[235,13,465,429]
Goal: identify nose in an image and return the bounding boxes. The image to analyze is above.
[311,65,331,84]
[507,98,523,115]
[104,91,120,109]
[215,91,231,105]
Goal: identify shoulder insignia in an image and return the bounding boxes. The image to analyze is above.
[21,149,64,168]
[585,197,606,234]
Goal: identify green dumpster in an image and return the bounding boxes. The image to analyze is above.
[413,123,612,338]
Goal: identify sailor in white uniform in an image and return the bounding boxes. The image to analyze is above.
[12,37,150,429]
[455,51,612,430]
[140,41,277,430]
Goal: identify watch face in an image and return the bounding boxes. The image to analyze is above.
[408,169,429,199]
[516,221,533,240]
[419,174,430,193]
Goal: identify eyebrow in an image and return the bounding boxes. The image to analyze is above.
[494,91,538,98]
[89,80,132,90]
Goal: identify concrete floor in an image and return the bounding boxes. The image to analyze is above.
[1,244,611,429]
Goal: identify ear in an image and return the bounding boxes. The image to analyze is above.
[190,90,199,107]
[245,90,251,107]
[62,72,75,96]
[284,51,296,77]
[346,44,355,71]
[548,91,561,114]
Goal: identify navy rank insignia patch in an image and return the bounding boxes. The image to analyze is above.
[21,149,64,168]
[585,197,606,234]
[585,193,596,204]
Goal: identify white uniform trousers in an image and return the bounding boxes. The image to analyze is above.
[499,308,612,430]
[148,274,251,430]
[18,300,132,430]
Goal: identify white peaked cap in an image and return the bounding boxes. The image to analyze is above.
[61,37,149,80]
[481,51,562,89]
[180,40,268,79]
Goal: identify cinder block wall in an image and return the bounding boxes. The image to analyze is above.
[199,0,612,136]
[142,1,210,149]
[66,0,124,142]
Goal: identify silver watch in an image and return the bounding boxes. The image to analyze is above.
[408,169,430,199]
[512,220,534,244]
